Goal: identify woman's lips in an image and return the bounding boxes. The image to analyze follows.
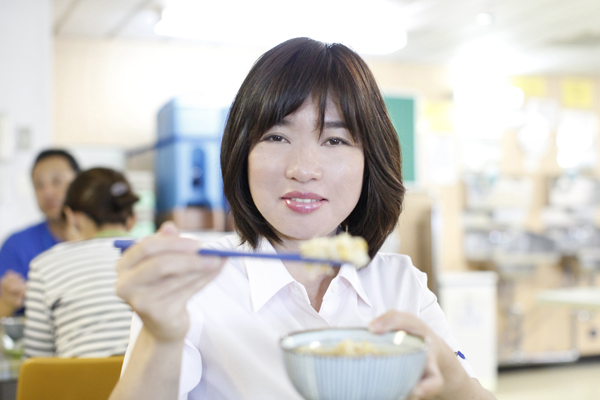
[281,192,326,214]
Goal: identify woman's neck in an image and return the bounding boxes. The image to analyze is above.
[47,218,68,241]
[95,224,129,238]
[283,260,338,312]
[272,233,340,312]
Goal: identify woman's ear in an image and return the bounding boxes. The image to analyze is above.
[125,214,136,232]
[64,207,84,241]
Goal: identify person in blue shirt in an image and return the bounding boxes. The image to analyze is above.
[0,149,80,317]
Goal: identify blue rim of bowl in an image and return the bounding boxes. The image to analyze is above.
[279,327,429,358]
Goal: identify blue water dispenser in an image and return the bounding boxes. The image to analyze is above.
[155,97,229,213]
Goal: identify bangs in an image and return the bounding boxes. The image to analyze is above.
[242,39,365,146]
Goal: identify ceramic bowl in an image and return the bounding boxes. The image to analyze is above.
[0,316,25,358]
[280,328,428,400]
[1,316,24,341]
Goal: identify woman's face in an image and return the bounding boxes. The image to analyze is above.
[248,95,364,248]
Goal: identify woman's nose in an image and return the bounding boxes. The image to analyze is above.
[42,185,57,198]
[285,145,323,182]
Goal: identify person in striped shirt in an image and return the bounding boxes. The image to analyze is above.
[24,167,138,358]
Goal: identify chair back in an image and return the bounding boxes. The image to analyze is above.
[16,356,124,400]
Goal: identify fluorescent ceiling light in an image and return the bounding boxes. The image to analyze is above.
[155,0,407,55]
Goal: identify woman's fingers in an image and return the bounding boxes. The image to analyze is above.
[111,222,225,341]
[112,223,227,343]
[116,235,199,273]
[116,220,194,274]
[116,254,225,316]
[409,351,444,399]
[369,310,445,399]
[0,271,26,308]
[119,253,218,287]
[2,270,25,282]
[118,255,224,304]
[120,259,225,342]
[1,272,26,293]
[156,221,180,236]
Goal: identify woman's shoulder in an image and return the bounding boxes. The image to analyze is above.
[359,252,428,290]
[199,233,242,250]
[367,252,418,271]
[354,252,433,312]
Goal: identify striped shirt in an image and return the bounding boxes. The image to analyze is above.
[24,238,133,358]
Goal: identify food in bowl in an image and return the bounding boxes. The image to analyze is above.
[296,339,382,356]
[281,328,427,400]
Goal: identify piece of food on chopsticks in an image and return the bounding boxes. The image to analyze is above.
[113,233,370,273]
[299,232,370,269]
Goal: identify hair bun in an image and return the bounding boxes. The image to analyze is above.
[110,182,129,197]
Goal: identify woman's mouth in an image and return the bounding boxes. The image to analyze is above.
[289,198,318,203]
[282,192,326,213]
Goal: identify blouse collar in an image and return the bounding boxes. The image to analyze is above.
[244,237,372,312]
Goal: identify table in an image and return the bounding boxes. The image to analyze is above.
[535,287,600,365]
[537,287,600,310]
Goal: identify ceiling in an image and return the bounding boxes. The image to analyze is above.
[52,0,600,76]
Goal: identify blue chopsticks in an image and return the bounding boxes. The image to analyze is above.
[113,239,342,266]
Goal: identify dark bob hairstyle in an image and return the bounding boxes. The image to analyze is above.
[221,37,404,258]
[64,168,139,227]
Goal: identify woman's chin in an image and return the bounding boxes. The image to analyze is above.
[44,211,63,222]
[275,227,339,243]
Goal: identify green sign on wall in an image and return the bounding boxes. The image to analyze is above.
[384,96,415,183]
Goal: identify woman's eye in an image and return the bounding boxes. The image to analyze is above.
[263,134,285,142]
[324,137,347,146]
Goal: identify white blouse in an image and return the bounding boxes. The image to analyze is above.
[122,235,474,400]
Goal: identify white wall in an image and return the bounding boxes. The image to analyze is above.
[53,38,265,147]
[0,0,53,243]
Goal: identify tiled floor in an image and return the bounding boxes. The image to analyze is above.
[495,360,600,400]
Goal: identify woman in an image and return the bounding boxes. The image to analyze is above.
[111,38,495,399]
[0,149,79,317]
[24,168,137,358]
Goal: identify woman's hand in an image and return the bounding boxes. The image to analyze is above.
[369,311,495,400]
[115,222,225,343]
[0,271,26,317]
